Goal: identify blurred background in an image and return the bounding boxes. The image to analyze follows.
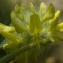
[0,0,63,45]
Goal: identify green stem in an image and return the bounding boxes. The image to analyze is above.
[0,43,36,63]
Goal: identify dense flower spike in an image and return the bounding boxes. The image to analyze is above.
[0,2,63,63]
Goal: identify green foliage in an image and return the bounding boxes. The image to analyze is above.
[0,2,63,63]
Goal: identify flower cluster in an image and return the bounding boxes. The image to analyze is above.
[0,2,63,63]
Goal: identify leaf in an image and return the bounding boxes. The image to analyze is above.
[29,13,42,34]
[39,2,47,18]
[27,2,35,14]
[11,11,27,33]
[42,3,55,22]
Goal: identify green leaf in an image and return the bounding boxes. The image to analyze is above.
[39,2,47,18]
[11,11,27,33]
[14,4,24,21]
[27,2,35,14]
[42,3,55,22]
[29,13,42,34]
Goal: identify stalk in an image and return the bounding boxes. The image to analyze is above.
[0,43,36,63]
